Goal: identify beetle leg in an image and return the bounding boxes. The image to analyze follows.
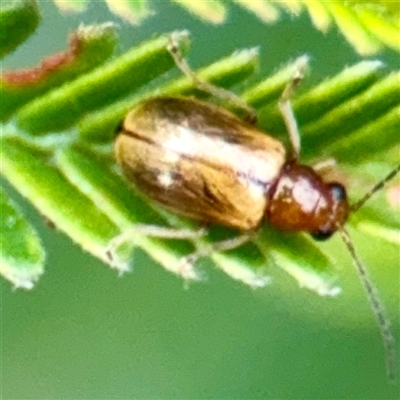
[167,34,257,124]
[106,224,208,261]
[178,231,256,275]
[278,55,309,160]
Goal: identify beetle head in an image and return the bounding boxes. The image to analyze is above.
[266,162,349,238]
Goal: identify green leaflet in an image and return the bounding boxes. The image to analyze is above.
[0,186,45,289]
[256,228,341,297]
[301,71,400,158]
[172,0,227,24]
[1,23,117,121]
[0,136,125,271]
[0,0,40,59]
[329,106,400,162]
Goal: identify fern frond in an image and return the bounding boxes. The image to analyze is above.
[1,1,399,293]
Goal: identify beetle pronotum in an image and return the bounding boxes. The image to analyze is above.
[107,36,399,380]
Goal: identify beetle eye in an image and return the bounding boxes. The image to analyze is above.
[329,182,347,202]
[311,230,334,241]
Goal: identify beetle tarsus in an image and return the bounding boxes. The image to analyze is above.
[178,253,202,281]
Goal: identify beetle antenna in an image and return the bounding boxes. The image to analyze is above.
[338,225,397,382]
[351,164,400,212]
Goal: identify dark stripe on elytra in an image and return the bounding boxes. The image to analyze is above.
[121,129,270,191]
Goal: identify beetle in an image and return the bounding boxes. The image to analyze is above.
[107,36,399,380]
[115,95,349,237]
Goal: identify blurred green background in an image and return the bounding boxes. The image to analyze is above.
[2,1,399,399]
